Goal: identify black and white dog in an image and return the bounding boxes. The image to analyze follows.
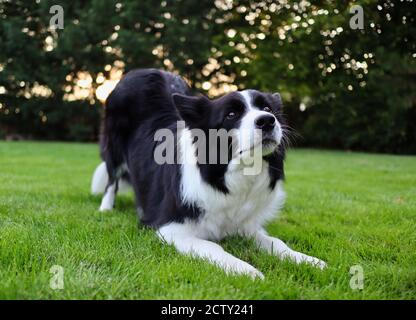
[91,69,325,279]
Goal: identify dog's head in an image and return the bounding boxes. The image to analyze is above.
[173,89,284,165]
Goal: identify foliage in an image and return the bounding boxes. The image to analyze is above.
[0,0,415,153]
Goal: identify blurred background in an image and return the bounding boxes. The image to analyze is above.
[0,0,415,154]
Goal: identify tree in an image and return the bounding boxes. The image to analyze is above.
[0,0,415,153]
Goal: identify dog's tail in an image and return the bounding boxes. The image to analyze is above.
[91,162,131,195]
[91,162,108,195]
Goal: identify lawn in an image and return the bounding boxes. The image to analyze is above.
[0,141,415,299]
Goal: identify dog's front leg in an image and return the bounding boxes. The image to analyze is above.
[253,229,326,269]
[158,224,264,279]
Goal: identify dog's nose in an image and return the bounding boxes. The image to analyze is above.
[255,115,276,132]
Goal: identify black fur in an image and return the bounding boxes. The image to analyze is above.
[100,69,285,227]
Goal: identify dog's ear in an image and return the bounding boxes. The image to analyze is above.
[172,93,209,125]
[269,92,283,110]
[272,92,283,107]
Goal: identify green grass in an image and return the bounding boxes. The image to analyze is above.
[0,141,415,299]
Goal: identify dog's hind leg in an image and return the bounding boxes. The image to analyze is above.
[99,179,118,211]
[98,160,124,212]
[90,161,117,211]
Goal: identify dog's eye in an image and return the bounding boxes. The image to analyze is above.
[263,106,272,113]
[226,111,237,119]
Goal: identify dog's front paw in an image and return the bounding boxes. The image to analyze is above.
[244,267,265,280]
[229,262,265,280]
[292,252,327,270]
[306,256,327,270]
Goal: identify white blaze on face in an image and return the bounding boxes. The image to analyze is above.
[237,90,282,158]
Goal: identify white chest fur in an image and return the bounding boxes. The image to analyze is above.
[197,170,285,240]
[179,128,285,240]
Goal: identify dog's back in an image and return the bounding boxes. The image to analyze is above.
[101,69,192,177]
[94,69,196,218]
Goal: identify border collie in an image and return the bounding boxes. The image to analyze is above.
[91,69,326,279]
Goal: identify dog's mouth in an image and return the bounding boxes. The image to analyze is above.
[239,137,278,155]
[262,137,278,147]
[261,137,278,156]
